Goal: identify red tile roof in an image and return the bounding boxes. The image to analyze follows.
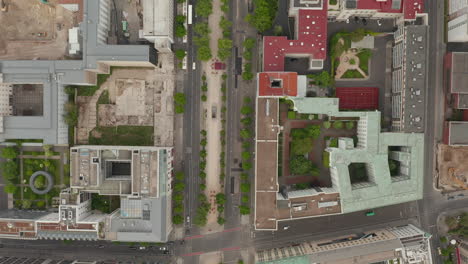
[258,72,298,97]
[336,87,379,110]
[356,0,424,20]
[263,8,328,72]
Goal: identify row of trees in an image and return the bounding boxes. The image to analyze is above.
[1,147,19,195]
[217,74,228,225]
[175,15,187,38]
[201,75,208,102]
[242,38,255,81]
[195,130,210,226]
[218,15,233,61]
[174,92,186,114]
[194,22,212,61]
[239,97,254,215]
[172,172,186,225]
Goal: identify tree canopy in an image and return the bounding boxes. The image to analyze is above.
[290,155,318,175]
[246,0,278,33]
[195,0,213,17]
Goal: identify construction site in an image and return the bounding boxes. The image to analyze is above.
[0,0,79,60]
[76,58,175,147]
[437,144,468,191]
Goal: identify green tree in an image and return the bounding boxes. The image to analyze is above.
[199,172,207,179]
[173,214,184,225]
[174,204,184,214]
[290,155,315,175]
[218,38,233,61]
[194,22,211,36]
[201,94,207,102]
[36,200,46,209]
[34,175,46,189]
[200,183,206,190]
[200,150,207,159]
[323,121,331,129]
[175,171,184,181]
[241,183,250,193]
[240,129,251,139]
[200,130,207,137]
[239,205,250,215]
[195,0,213,17]
[1,147,18,160]
[1,161,18,181]
[304,125,321,139]
[332,121,344,129]
[174,93,186,113]
[200,138,207,146]
[217,216,226,225]
[246,0,278,33]
[440,236,448,244]
[243,50,252,60]
[241,195,249,203]
[22,200,32,209]
[216,193,226,205]
[242,162,252,171]
[241,105,253,115]
[241,117,252,126]
[307,71,332,87]
[175,49,186,60]
[243,38,256,50]
[242,141,251,150]
[219,16,232,32]
[175,24,187,38]
[174,193,183,202]
[198,46,212,61]
[241,151,251,161]
[291,137,313,155]
[174,182,185,192]
[345,122,355,130]
[4,183,18,194]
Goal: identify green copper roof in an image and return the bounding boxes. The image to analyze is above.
[290,98,424,213]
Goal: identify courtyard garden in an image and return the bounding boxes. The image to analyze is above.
[330,29,377,79]
[0,145,68,210]
[278,99,358,190]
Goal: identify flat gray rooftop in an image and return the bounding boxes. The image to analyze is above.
[403,25,428,133]
[451,52,468,94]
[449,122,468,145]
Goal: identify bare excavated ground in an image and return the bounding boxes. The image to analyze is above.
[0,0,77,60]
[437,144,468,191]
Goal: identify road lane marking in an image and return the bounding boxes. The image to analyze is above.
[221,247,241,252]
[223,227,241,233]
[181,251,204,257]
[185,235,204,240]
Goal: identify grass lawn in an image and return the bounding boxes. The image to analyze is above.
[323,151,330,168]
[357,49,372,75]
[75,74,112,96]
[97,90,110,104]
[341,70,364,79]
[23,158,59,185]
[89,126,154,146]
[91,194,121,214]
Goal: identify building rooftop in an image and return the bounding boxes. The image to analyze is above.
[448,122,468,145]
[353,0,424,20]
[402,25,427,133]
[451,52,468,94]
[256,224,431,264]
[263,8,327,71]
[335,87,379,110]
[258,72,299,97]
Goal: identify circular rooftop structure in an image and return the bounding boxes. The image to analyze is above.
[29,171,53,195]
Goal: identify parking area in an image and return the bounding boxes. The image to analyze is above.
[0,0,78,60]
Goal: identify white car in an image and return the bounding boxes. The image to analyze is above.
[192,62,196,70]
[186,216,190,223]
[283,226,290,230]
[139,246,146,250]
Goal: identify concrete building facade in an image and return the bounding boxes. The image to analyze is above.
[0,146,174,242]
[256,224,432,264]
[0,0,157,144]
[448,0,468,42]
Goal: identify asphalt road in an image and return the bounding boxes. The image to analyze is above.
[0,239,172,263]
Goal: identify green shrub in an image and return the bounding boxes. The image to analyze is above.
[323,121,331,129]
[287,111,296,119]
[173,214,184,225]
[323,152,330,168]
[345,122,355,130]
[333,121,344,129]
